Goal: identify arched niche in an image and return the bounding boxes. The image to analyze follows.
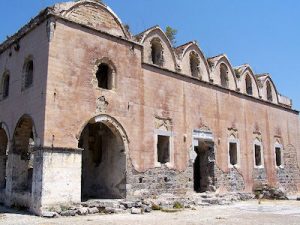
[137,26,178,71]
[260,76,279,104]
[177,42,210,82]
[209,55,237,90]
[236,65,260,98]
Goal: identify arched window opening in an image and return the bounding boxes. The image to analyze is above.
[266,81,273,102]
[12,116,35,192]
[151,38,164,66]
[220,64,229,88]
[190,52,200,78]
[24,60,33,89]
[2,73,10,98]
[0,128,8,190]
[96,63,113,90]
[245,74,253,95]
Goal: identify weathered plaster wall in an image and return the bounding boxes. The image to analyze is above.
[36,148,82,210]
[179,45,210,82]
[0,21,49,144]
[237,72,260,98]
[44,18,300,194]
[45,19,145,172]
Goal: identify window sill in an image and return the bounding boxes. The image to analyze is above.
[21,84,33,92]
[228,164,240,169]
[254,165,264,169]
[154,162,173,169]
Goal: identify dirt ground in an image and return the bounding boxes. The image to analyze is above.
[1,200,300,225]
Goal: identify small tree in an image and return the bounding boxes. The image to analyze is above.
[165,26,177,46]
[124,24,130,33]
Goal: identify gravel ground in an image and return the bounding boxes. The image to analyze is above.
[1,200,300,225]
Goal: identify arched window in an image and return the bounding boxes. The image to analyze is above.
[220,64,229,88]
[245,74,252,95]
[151,38,164,66]
[2,72,10,98]
[96,63,113,90]
[23,59,33,89]
[266,81,273,102]
[190,51,200,78]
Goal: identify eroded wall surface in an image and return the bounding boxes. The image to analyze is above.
[44,19,300,197]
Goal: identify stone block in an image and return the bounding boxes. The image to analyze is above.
[131,207,142,214]
[87,207,99,214]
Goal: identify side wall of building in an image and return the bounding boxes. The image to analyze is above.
[0,21,50,211]
[0,21,49,145]
[44,19,300,200]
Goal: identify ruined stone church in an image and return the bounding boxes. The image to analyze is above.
[0,0,299,215]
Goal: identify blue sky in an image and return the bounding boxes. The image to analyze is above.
[0,0,299,110]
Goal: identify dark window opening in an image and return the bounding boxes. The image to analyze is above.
[24,60,33,88]
[220,64,229,88]
[275,147,282,167]
[3,74,9,98]
[245,75,253,95]
[157,135,170,164]
[151,39,163,66]
[255,144,262,166]
[229,142,237,166]
[27,167,33,191]
[266,81,273,102]
[96,64,112,90]
[190,52,200,77]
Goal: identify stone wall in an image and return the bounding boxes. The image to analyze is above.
[126,162,193,199]
[276,144,300,193]
[253,168,267,184]
[215,166,245,192]
[32,147,82,214]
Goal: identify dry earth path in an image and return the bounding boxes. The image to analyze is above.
[1,200,300,225]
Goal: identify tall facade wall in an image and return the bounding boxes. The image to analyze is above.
[45,19,300,196]
[0,0,299,214]
[0,21,49,143]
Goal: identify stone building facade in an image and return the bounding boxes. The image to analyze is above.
[0,0,299,215]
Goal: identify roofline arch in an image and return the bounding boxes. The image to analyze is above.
[239,65,261,97]
[180,41,211,78]
[61,0,130,39]
[213,55,238,89]
[138,26,178,69]
[262,75,279,103]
